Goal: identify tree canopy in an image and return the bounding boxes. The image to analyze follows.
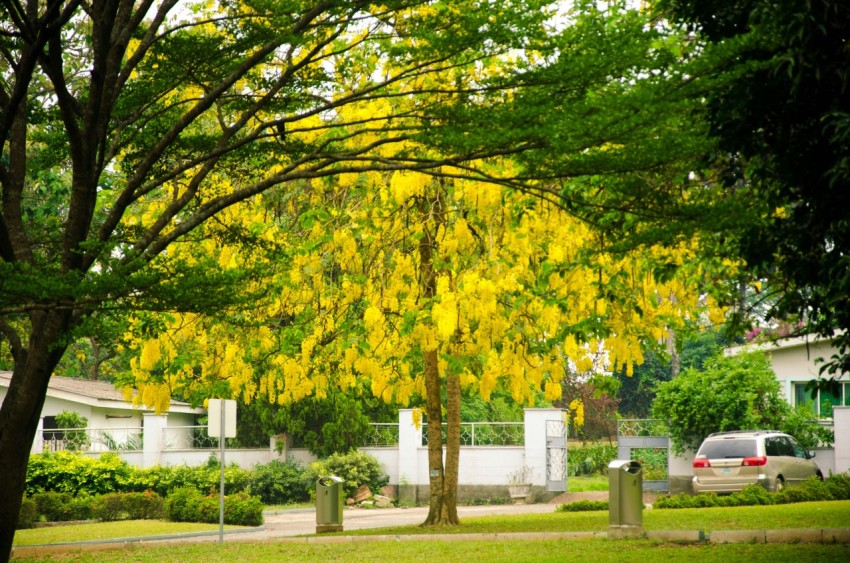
[652,351,833,454]
[658,0,850,376]
[0,0,736,553]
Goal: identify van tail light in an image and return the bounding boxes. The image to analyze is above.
[742,456,767,467]
[693,457,711,468]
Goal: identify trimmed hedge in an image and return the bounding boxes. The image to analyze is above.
[91,491,164,521]
[26,452,132,496]
[557,499,608,512]
[164,487,263,526]
[16,498,37,530]
[655,474,850,509]
[31,491,93,521]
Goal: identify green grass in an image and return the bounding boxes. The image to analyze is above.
[341,500,850,535]
[12,538,850,562]
[13,521,249,546]
[567,475,608,492]
[12,501,850,562]
[14,500,850,549]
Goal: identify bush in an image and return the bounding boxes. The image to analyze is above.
[163,488,198,522]
[304,450,388,500]
[248,460,310,505]
[17,498,37,529]
[128,461,250,497]
[30,491,93,521]
[652,352,794,454]
[91,491,164,521]
[164,487,263,526]
[567,444,617,476]
[26,452,132,496]
[557,499,608,512]
[55,410,89,452]
[655,474,850,509]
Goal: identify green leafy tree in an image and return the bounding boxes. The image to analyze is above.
[0,0,727,553]
[0,0,564,551]
[652,351,831,454]
[54,410,89,452]
[657,0,850,378]
[615,328,731,418]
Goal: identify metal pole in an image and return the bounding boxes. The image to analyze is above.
[219,403,225,544]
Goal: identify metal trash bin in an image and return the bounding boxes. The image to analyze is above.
[316,475,344,533]
[608,460,643,531]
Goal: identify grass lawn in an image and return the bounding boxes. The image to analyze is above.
[338,500,850,536]
[11,501,850,562]
[11,537,850,562]
[13,521,250,547]
[567,475,608,492]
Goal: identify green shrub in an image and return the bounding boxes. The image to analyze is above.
[222,492,264,526]
[164,487,263,526]
[90,491,163,521]
[163,488,199,522]
[305,450,388,500]
[26,452,132,496]
[248,460,310,505]
[32,492,73,521]
[655,474,850,509]
[567,444,617,476]
[557,499,608,512]
[31,491,93,521]
[129,462,250,497]
[91,493,126,522]
[17,498,37,529]
[55,410,90,452]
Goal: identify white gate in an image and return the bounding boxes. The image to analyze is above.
[546,419,567,491]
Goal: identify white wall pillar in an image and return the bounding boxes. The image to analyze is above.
[834,406,850,474]
[142,414,167,468]
[523,408,565,487]
[398,409,422,485]
[31,417,44,455]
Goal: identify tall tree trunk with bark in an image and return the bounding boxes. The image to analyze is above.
[418,196,460,526]
[0,313,71,560]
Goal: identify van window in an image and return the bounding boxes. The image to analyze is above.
[698,438,757,459]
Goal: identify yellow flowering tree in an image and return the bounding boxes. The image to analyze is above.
[124,161,728,524]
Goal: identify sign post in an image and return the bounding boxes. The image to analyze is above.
[208,399,237,544]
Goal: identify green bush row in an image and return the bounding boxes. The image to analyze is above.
[17,490,165,529]
[17,488,263,529]
[164,488,263,527]
[654,473,850,509]
[557,499,609,512]
[25,449,389,505]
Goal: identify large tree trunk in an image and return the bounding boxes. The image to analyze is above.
[421,348,461,526]
[418,191,459,527]
[0,313,70,561]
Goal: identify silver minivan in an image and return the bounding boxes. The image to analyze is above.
[692,430,823,494]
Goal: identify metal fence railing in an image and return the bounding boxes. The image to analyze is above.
[421,422,524,446]
[360,423,399,446]
[42,427,143,453]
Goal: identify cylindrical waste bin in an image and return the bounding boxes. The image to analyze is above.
[316,475,344,533]
[608,460,642,528]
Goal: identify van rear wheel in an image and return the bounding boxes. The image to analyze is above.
[773,476,785,493]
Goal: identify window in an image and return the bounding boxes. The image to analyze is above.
[793,381,850,418]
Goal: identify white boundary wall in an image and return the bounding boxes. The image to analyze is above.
[67,408,562,487]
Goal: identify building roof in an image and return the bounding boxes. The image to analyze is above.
[0,371,201,414]
[725,332,842,357]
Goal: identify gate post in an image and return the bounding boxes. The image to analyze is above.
[523,408,566,490]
